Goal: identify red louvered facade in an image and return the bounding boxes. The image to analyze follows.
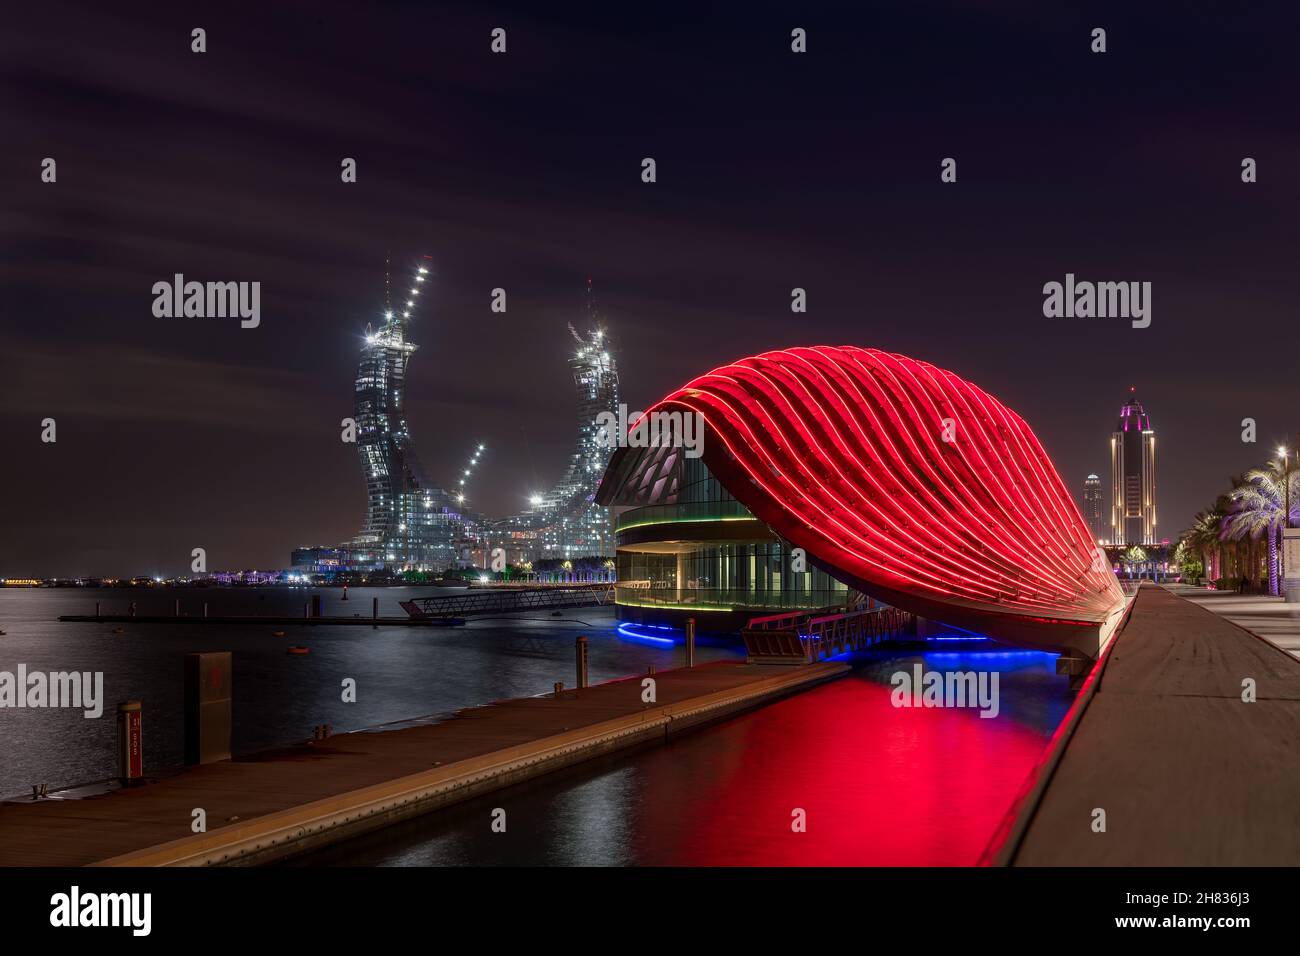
[598,346,1127,658]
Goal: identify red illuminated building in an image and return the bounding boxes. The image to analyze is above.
[597,346,1127,659]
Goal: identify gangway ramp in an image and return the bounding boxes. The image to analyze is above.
[741,604,914,664]
[400,584,614,620]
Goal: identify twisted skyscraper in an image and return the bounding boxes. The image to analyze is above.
[346,261,466,570]
[492,279,621,559]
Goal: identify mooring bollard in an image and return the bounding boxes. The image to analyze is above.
[686,617,696,668]
[576,635,589,689]
[117,700,143,784]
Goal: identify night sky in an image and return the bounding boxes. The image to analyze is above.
[4,1,1299,576]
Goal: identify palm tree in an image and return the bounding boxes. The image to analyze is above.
[1172,538,1203,583]
[1181,506,1225,583]
[1222,458,1300,595]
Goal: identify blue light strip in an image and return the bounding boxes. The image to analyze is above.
[616,623,676,645]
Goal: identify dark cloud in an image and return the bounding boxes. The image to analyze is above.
[3,1,1300,575]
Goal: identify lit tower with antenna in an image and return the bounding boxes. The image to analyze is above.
[492,278,621,560]
[346,258,463,571]
[1109,387,1157,547]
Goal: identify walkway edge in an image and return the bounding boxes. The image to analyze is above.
[976,592,1137,867]
[91,662,848,867]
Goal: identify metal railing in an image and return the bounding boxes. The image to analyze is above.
[742,603,914,664]
[615,499,757,532]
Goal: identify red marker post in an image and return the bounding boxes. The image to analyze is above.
[117,700,143,784]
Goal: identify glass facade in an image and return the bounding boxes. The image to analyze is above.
[611,455,848,617]
[615,543,848,611]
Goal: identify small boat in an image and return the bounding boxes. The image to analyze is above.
[287,645,310,655]
[272,630,286,637]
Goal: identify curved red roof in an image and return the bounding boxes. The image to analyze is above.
[621,346,1125,649]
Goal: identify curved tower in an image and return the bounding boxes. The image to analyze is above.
[347,261,462,570]
[494,280,620,559]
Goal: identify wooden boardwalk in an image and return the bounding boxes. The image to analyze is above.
[0,660,846,867]
[57,614,439,627]
[997,584,1300,866]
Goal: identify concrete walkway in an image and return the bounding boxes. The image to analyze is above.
[1167,583,1300,661]
[1007,584,1300,866]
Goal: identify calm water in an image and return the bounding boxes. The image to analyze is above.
[291,647,1070,866]
[0,587,737,797]
[1,588,1074,864]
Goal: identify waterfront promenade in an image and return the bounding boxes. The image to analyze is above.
[0,660,846,866]
[1170,583,1300,661]
[992,584,1300,866]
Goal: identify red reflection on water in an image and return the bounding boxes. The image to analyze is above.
[631,671,1053,866]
